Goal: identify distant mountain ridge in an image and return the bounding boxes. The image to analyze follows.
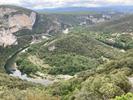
[37,6,133,13]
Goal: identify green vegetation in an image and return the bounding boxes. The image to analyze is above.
[0,88,59,100]
[0,72,59,100]
[17,58,39,75]
[0,35,32,72]
[71,26,133,50]
[114,93,133,100]
[46,54,98,75]
[13,33,133,100]
[0,5,61,72]
[16,33,120,75]
[1,5,133,100]
[96,33,133,50]
[43,49,133,100]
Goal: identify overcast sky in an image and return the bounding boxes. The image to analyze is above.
[0,0,133,9]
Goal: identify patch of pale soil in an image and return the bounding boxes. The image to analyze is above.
[35,71,74,81]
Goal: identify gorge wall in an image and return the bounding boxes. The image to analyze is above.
[0,7,36,47]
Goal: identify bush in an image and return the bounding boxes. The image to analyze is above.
[46,54,99,75]
[99,83,124,99]
[71,73,131,100]
[17,59,39,75]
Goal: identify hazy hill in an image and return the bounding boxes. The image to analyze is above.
[45,12,123,27]
[89,14,133,32]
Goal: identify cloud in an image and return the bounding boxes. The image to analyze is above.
[101,0,133,5]
[0,0,133,9]
[0,0,21,5]
[107,0,133,3]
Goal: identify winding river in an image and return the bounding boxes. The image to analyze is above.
[4,45,54,86]
[4,46,29,74]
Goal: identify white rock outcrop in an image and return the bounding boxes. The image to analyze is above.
[8,12,36,30]
[0,7,36,47]
[0,29,17,47]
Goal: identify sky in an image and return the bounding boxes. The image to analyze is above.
[0,0,133,9]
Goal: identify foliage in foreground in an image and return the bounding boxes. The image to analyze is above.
[0,88,59,100]
[114,93,133,100]
[0,72,59,100]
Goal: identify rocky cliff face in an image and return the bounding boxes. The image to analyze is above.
[0,7,36,47]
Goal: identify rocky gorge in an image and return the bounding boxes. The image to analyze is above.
[0,7,36,47]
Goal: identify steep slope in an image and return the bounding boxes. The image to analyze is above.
[0,5,36,47]
[0,5,35,71]
[0,5,66,47]
[0,5,64,71]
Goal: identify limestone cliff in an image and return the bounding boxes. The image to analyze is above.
[0,7,36,47]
